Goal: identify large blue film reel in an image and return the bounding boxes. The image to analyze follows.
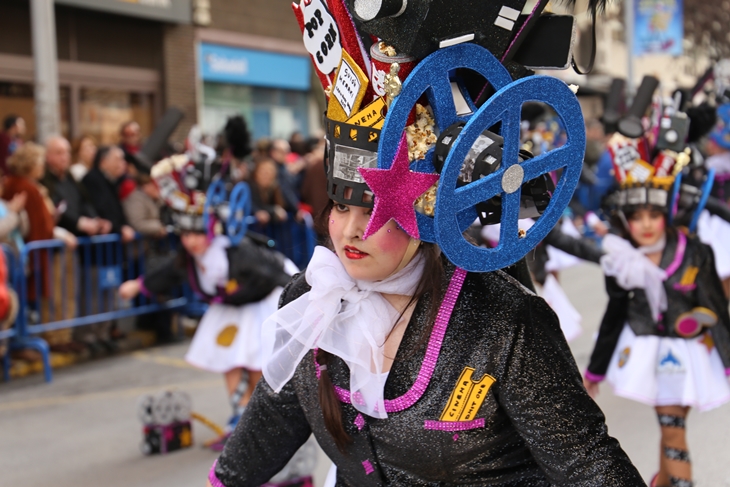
[203,178,227,230]
[227,182,252,246]
[378,44,586,272]
[203,179,252,246]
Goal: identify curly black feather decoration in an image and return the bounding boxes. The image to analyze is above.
[224,115,252,160]
[686,103,718,143]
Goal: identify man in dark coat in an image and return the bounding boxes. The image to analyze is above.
[82,146,135,242]
[41,136,110,237]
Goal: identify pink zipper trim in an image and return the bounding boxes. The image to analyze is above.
[208,460,225,487]
[315,267,467,414]
[664,232,686,279]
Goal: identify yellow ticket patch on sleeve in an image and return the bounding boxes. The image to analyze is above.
[439,367,496,422]
[679,266,699,286]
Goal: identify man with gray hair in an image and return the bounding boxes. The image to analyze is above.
[41,135,111,238]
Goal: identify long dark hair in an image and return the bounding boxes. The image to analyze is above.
[314,200,445,452]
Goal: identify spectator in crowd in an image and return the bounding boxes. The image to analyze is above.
[0,173,27,252]
[251,159,288,225]
[82,146,136,242]
[0,169,26,359]
[584,118,606,169]
[41,136,110,238]
[69,135,97,182]
[269,139,301,211]
[119,121,142,169]
[122,174,166,238]
[0,115,25,173]
[252,138,271,163]
[4,143,78,352]
[299,137,328,219]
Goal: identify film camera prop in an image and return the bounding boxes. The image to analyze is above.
[137,390,214,455]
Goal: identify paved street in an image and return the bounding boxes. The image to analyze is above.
[1,263,730,486]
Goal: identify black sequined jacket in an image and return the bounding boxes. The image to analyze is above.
[141,237,291,306]
[587,231,730,378]
[214,261,644,486]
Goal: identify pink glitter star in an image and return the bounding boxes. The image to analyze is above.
[358,134,439,239]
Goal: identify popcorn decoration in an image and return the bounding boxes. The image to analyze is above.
[405,104,438,162]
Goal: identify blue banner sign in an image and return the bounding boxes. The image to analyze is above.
[634,0,684,56]
[199,43,311,91]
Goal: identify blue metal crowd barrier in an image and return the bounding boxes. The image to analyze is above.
[251,214,317,270]
[1,218,316,383]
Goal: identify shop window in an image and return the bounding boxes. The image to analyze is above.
[0,82,70,142]
[78,88,154,145]
[201,82,310,142]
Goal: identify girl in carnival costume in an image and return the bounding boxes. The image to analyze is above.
[118,151,298,448]
[584,94,730,487]
[698,102,730,297]
[208,0,645,485]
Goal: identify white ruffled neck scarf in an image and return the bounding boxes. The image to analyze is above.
[261,245,425,419]
[600,233,667,320]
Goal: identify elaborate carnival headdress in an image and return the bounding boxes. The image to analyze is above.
[602,75,716,232]
[295,0,602,271]
[151,120,253,244]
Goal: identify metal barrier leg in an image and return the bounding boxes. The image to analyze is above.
[11,336,52,382]
[2,350,9,382]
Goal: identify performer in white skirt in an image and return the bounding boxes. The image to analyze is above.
[584,172,730,487]
[119,153,297,449]
[698,103,730,297]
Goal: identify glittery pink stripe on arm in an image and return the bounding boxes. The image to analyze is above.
[329,268,468,413]
[725,368,730,377]
[584,371,605,383]
[137,276,152,298]
[208,460,226,487]
[664,232,687,278]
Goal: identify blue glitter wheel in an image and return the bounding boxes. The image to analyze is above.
[203,178,228,230]
[226,182,252,246]
[379,43,513,244]
[379,43,585,272]
[668,171,683,225]
[689,168,715,233]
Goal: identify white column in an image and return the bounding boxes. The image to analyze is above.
[624,0,635,101]
[30,0,61,142]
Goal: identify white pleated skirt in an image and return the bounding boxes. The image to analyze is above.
[186,259,298,373]
[606,324,730,411]
[185,290,282,373]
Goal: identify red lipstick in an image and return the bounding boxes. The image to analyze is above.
[344,245,368,260]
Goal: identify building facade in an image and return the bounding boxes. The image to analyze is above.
[0,0,319,146]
